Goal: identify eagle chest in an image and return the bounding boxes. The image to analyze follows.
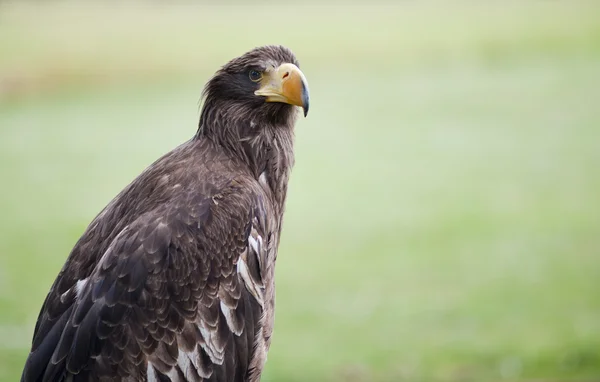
[236,172,283,380]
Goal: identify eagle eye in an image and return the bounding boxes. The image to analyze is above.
[248,70,262,82]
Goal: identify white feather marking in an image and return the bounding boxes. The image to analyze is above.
[237,258,264,309]
[75,278,88,298]
[248,235,260,255]
[220,300,242,336]
[60,277,89,303]
[166,366,181,382]
[259,171,268,187]
[147,362,157,382]
[59,290,70,303]
[158,174,170,187]
[177,350,193,380]
[256,235,264,271]
[248,232,264,275]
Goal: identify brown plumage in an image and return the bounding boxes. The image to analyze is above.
[21,45,309,382]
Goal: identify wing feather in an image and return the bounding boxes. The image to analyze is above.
[22,177,269,382]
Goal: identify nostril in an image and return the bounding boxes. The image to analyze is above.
[282,71,290,79]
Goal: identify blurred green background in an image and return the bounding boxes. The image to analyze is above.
[1,1,600,381]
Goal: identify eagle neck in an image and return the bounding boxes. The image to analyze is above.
[254,124,295,212]
[197,101,296,210]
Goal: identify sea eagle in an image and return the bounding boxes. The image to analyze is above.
[21,45,309,382]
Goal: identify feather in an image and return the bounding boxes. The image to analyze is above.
[21,45,305,382]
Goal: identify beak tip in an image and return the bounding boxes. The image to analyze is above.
[302,87,309,117]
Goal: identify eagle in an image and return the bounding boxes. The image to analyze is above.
[21,45,309,382]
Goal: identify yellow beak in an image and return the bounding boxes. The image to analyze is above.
[254,63,310,117]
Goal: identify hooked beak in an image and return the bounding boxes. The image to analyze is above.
[254,63,310,117]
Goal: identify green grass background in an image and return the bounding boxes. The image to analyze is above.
[1,1,600,381]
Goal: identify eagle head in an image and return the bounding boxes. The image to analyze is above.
[200,45,309,130]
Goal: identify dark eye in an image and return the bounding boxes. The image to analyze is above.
[249,70,262,82]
